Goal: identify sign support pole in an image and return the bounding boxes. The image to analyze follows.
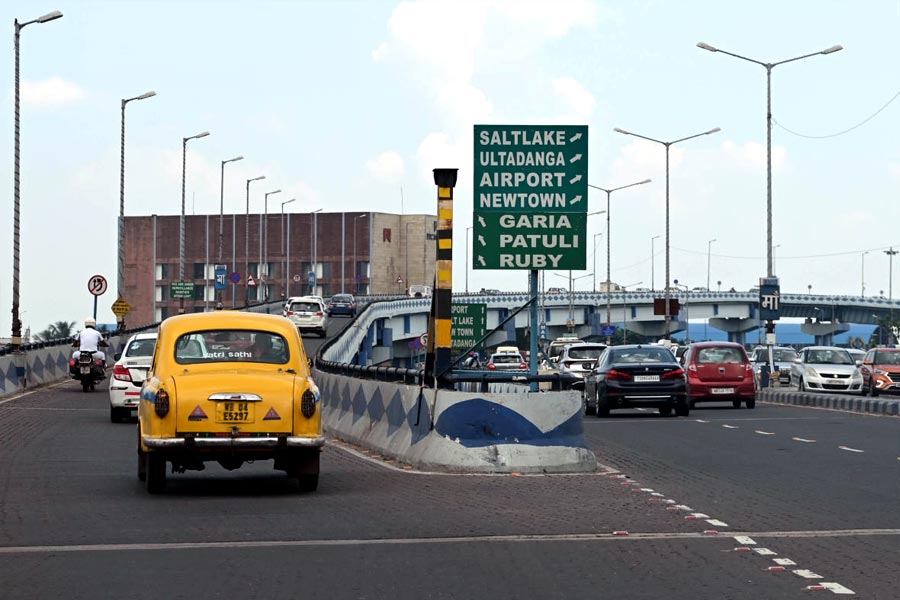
[93,296,98,321]
[529,269,539,392]
[425,168,457,388]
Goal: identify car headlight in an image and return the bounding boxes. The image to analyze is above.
[806,367,818,377]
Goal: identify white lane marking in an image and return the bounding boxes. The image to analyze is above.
[673,505,693,511]
[0,379,76,405]
[733,536,756,545]
[695,419,709,423]
[754,430,775,435]
[838,446,864,453]
[650,492,665,497]
[722,424,739,429]
[706,519,729,527]
[773,558,796,566]
[793,569,823,579]
[2,406,105,412]
[792,437,816,443]
[688,513,710,519]
[640,488,655,492]
[820,582,856,595]
[754,548,778,556]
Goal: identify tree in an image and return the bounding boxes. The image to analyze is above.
[34,320,76,342]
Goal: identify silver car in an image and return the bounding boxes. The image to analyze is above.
[790,346,863,394]
[750,346,799,385]
[557,343,607,390]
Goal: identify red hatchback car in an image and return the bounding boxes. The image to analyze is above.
[680,342,757,409]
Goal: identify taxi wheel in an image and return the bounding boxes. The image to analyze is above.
[145,453,166,494]
[296,474,319,492]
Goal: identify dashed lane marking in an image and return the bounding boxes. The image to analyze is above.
[722,424,739,429]
[773,558,796,566]
[819,582,856,595]
[754,430,776,436]
[792,569,823,579]
[792,437,816,443]
[733,536,756,545]
[838,446,864,453]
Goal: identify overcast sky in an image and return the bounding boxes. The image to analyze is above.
[2,0,900,335]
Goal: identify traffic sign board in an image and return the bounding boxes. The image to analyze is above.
[293,274,301,283]
[111,296,132,317]
[169,281,194,299]
[214,264,228,291]
[451,303,487,352]
[87,275,108,296]
[474,124,588,270]
[601,325,616,337]
[229,271,241,284]
[246,274,257,287]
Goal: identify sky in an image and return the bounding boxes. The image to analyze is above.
[2,0,900,337]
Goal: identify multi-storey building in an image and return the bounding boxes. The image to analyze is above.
[122,211,437,325]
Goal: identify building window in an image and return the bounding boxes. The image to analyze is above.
[156,285,167,302]
[320,262,331,278]
[355,261,369,280]
[158,306,169,321]
[156,263,169,281]
[382,228,392,242]
[193,263,206,280]
[193,284,205,299]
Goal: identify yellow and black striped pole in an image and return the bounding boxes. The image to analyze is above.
[425,168,457,387]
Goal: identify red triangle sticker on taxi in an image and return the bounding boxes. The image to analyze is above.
[263,408,281,421]
[188,405,208,420]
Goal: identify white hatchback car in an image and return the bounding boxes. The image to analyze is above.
[284,296,329,337]
[109,332,158,423]
[790,346,863,394]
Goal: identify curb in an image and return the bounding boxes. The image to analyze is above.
[759,388,900,416]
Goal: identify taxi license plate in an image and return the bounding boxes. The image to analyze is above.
[80,366,91,375]
[216,401,255,423]
[711,387,735,395]
[130,409,138,417]
[634,375,660,382]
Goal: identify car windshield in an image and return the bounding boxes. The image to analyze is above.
[125,339,156,357]
[333,295,352,301]
[806,349,853,365]
[609,347,673,363]
[567,347,605,360]
[696,347,744,364]
[874,351,900,365]
[290,302,320,312]
[174,330,289,365]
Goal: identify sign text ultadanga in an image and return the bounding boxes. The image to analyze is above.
[473,124,588,271]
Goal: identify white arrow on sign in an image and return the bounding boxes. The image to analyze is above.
[570,195,583,204]
[569,174,583,184]
[477,256,486,266]
[569,153,582,163]
[569,132,583,142]
[477,215,486,227]
[478,235,486,246]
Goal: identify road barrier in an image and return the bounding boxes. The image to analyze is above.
[760,388,900,416]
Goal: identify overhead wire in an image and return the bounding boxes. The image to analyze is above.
[773,85,900,139]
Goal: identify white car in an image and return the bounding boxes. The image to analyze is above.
[109,332,157,423]
[557,343,607,390]
[284,296,329,337]
[790,346,863,394]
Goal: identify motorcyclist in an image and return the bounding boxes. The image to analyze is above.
[72,318,109,369]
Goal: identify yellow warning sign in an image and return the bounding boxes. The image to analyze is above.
[111,296,132,317]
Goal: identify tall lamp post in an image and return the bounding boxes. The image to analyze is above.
[244,175,265,305]
[354,214,368,295]
[861,251,869,297]
[651,235,660,291]
[886,247,898,332]
[280,198,295,299]
[118,89,155,329]
[697,41,842,340]
[592,233,602,292]
[260,189,282,301]
[310,208,323,295]
[588,179,651,344]
[552,272,593,334]
[10,9,63,347]
[180,131,210,314]
[706,238,717,290]
[217,155,243,306]
[614,126,720,338]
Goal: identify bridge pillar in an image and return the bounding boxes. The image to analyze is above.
[708,317,758,346]
[800,320,850,346]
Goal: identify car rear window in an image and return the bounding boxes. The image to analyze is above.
[289,302,320,312]
[567,347,605,360]
[493,354,523,364]
[696,347,744,364]
[126,339,156,357]
[609,348,673,363]
[174,330,289,365]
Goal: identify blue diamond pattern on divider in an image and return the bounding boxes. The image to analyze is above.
[6,361,19,384]
[367,387,385,422]
[318,377,335,408]
[32,355,45,378]
[385,391,406,437]
[55,351,69,372]
[406,389,432,445]
[351,385,368,424]
[0,366,6,392]
[340,381,353,413]
[44,354,57,376]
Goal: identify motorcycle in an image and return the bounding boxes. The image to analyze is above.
[70,349,106,392]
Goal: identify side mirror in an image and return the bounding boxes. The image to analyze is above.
[855,359,862,366]
[793,357,802,363]
[114,352,122,361]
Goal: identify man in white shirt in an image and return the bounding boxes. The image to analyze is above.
[72,318,108,366]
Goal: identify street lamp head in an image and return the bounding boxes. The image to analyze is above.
[696,41,717,52]
[283,198,296,206]
[185,131,210,142]
[704,127,722,135]
[587,210,607,216]
[312,208,323,214]
[359,213,369,219]
[136,90,156,100]
[613,127,629,135]
[637,178,652,185]
[821,45,843,55]
[267,189,282,196]
[225,155,244,163]
[37,10,63,22]
[248,175,265,183]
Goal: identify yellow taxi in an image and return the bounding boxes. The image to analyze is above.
[137,311,324,494]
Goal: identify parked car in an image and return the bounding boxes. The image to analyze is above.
[408,285,432,298]
[486,352,527,371]
[584,344,688,417]
[284,296,328,337]
[326,293,356,317]
[557,343,607,390]
[480,288,501,295]
[749,346,800,385]
[546,287,567,294]
[109,332,158,423]
[858,347,900,396]
[681,342,756,409]
[790,346,863,394]
[137,311,324,494]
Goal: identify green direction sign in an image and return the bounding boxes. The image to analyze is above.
[473,124,588,270]
[451,303,487,352]
[169,281,194,299]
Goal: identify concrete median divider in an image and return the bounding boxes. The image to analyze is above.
[760,388,900,416]
[313,368,598,473]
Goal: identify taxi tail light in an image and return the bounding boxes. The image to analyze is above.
[155,389,170,417]
[662,368,685,380]
[301,389,317,418]
[606,369,631,381]
[113,364,132,382]
[487,363,496,370]
[519,362,527,370]
[286,311,296,316]
[315,311,324,317]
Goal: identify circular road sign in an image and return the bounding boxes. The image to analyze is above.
[419,333,428,347]
[293,274,302,283]
[87,274,108,296]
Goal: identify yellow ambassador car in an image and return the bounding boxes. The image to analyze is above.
[137,311,324,494]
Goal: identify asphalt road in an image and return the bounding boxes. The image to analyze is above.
[0,325,897,598]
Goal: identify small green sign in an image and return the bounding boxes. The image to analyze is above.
[169,281,194,299]
[451,303,487,352]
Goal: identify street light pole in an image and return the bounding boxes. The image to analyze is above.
[886,247,898,333]
[311,208,323,295]
[10,9,63,347]
[614,126,720,338]
[118,89,155,329]
[281,198,295,299]
[697,41,842,339]
[706,238,717,290]
[217,155,243,306]
[354,214,368,295]
[592,233,602,292]
[588,180,650,343]
[861,251,869,297]
[244,175,265,305]
[180,131,210,314]
[261,190,282,302]
[651,235,660,291]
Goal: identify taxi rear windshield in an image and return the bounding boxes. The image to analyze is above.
[289,302,320,313]
[174,330,290,365]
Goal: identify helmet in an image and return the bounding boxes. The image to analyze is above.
[85,318,96,328]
